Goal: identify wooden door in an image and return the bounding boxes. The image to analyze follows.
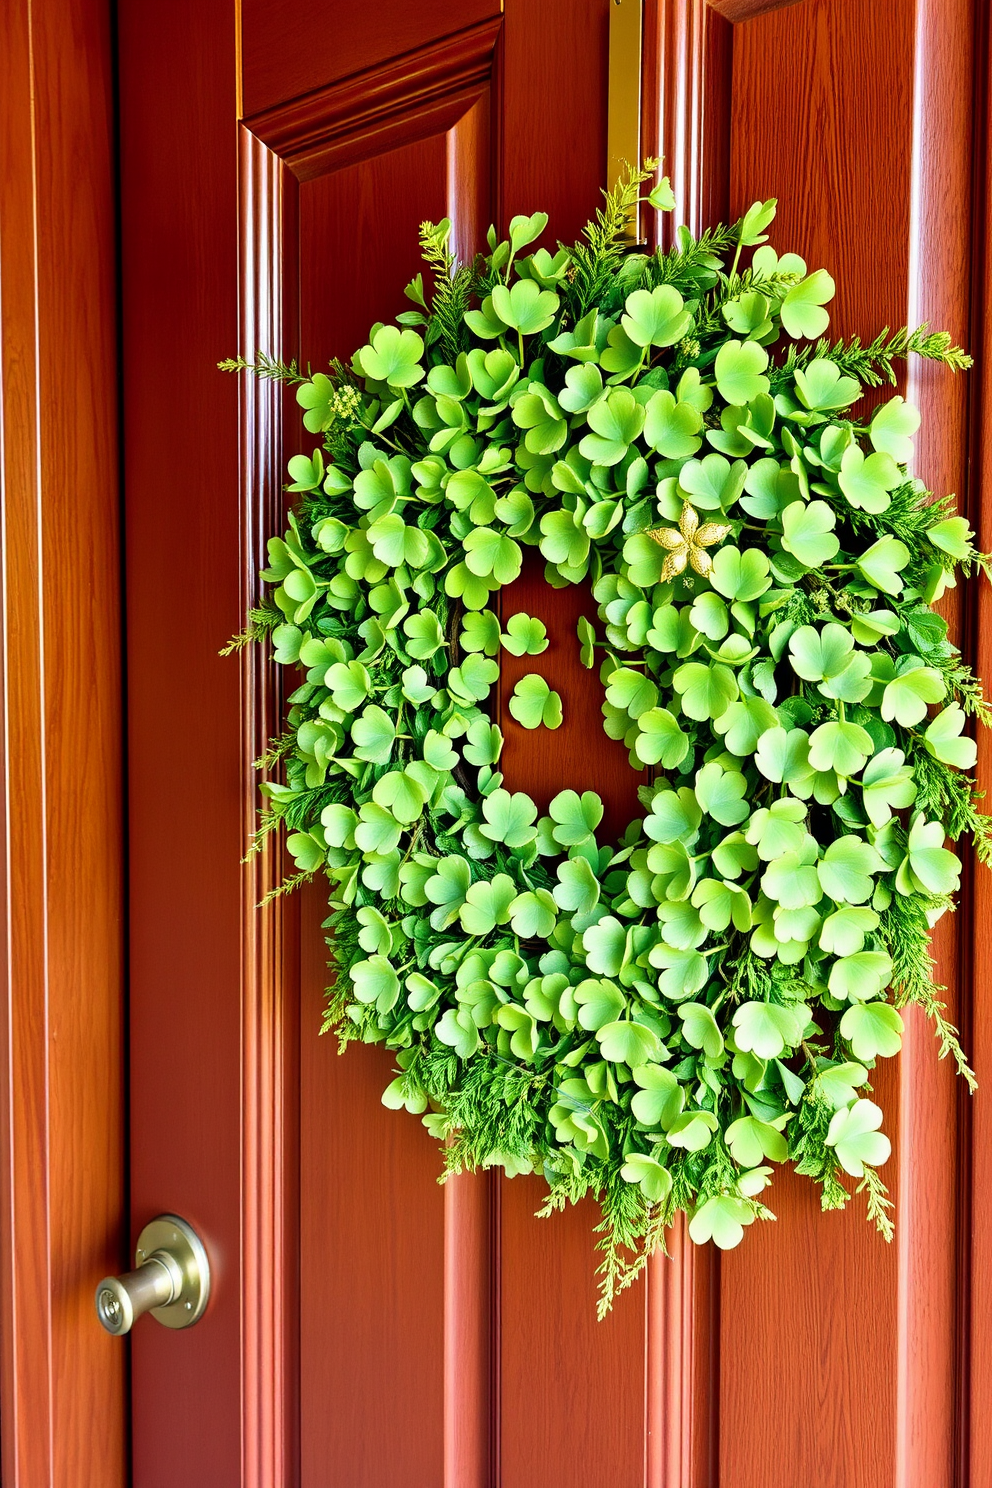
[116,1,990,1486]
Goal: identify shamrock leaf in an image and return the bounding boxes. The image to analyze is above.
[745,798,807,860]
[815,1060,870,1109]
[621,284,692,348]
[508,674,563,730]
[286,830,327,873]
[780,269,835,339]
[350,704,396,764]
[754,727,815,789]
[643,390,703,458]
[579,388,646,466]
[688,1195,755,1249]
[673,661,738,721]
[667,1109,719,1151]
[793,358,860,412]
[508,888,558,939]
[463,527,523,585]
[855,535,911,596]
[550,789,604,847]
[404,610,447,659]
[632,707,690,768]
[732,1001,809,1059]
[554,856,601,915]
[540,509,591,569]
[645,787,702,844]
[479,789,539,848]
[490,278,559,335]
[807,719,874,777]
[295,373,339,433]
[501,612,549,656]
[860,747,916,827]
[678,453,748,510]
[712,696,779,757]
[597,1020,662,1066]
[357,325,425,388]
[575,977,626,1030]
[436,1007,481,1059]
[620,1154,673,1204]
[691,877,752,933]
[869,396,920,463]
[828,951,893,1003]
[714,340,770,405]
[825,1099,891,1176]
[678,1002,725,1058]
[819,906,879,957]
[631,1064,684,1129]
[924,704,977,770]
[881,666,945,727]
[788,624,871,703]
[459,873,517,936]
[694,762,749,825]
[895,814,961,896]
[606,666,659,719]
[351,955,401,1014]
[459,610,501,656]
[710,546,772,603]
[448,654,500,703]
[816,837,882,905]
[780,500,840,567]
[725,1115,789,1166]
[761,852,821,910]
[372,767,430,825]
[927,514,973,561]
[839,1002,904,1060]
[837,445,902,514]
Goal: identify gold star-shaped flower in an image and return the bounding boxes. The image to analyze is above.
[647,501,731,581]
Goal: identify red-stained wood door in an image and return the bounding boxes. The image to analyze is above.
[116,2,990,1486]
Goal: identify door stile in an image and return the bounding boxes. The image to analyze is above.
[238,125,302,1488]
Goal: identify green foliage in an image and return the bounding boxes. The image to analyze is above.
[231,170,984,1314]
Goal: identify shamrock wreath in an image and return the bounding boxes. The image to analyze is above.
[226,166,984,1313]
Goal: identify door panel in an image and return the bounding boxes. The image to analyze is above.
[119,0,987,1483]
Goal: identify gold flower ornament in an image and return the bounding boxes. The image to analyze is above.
[647,501,731,582]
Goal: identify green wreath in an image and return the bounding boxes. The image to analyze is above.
[226,167,985,1312]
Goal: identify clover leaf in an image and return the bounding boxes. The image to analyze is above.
[631,1064,684,1129]
[490,278,559,335]
[725,1114,789,1166]
[673,661,738,721]
[839,1002,904,1060]
[780,499,840,567]
[463,527,523,585]
[643,390,703,458]
[780,269,835,339]
[295,374,339,433]
[550,789,604,846]
[855,535,911,596]
[828,951,893,1003]
[620,1154,673,1204]
[479,789,538,848]
[869,396,920,462]
[678,453,748,510]
[714,339,770,405]
[357,325,425,388]
[597,1020,662,1066]
[459,873,517,936]
[825,1099,891,1176]
[554,856,601,915]
[688,1195,755,1249]
[838,445,902,514]
[710,546,772,603]
[501,612,549,656]
[881,665,945,727]
[579,388,646,466]
[895,814,961,896]
[732,1001,809,1059]
[621,284,692,348]
[508,674,563,730]
[924,704,977,769]
[631,707,690,769]
[860,748,916,827]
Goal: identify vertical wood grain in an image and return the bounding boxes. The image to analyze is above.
[717,2,975,1484]
[0,0,126,1484]
[121,0,245,1478]
[965,3,992,1481]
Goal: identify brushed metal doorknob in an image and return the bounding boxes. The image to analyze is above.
[95,1213,210,1335]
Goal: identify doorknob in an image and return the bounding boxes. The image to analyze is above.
[95,1213,210,1335]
